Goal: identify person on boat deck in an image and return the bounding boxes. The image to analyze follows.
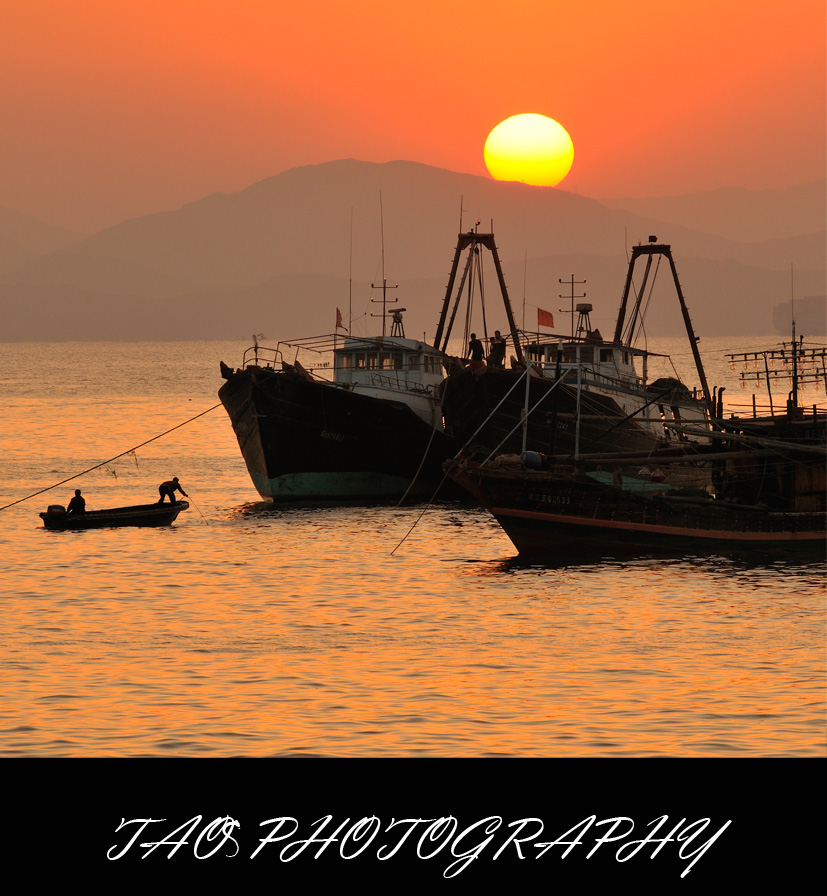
[67,489,86,514]
[467,333,485,370]
[488,330,506,368]
[158,477,188,504]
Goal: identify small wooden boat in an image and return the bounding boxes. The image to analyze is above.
[40,501,189,530]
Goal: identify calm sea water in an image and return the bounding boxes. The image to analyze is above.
[0,338,824,758]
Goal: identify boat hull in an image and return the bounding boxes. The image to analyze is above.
[439,365,683,457]
[219,366,461,501]
[449,464,826,556]
[40,501,189,530]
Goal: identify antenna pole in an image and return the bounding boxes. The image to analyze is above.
[370,192,399,337]
[370,278,399,338]
[790,262,795,324]
[522,250,527,331]
[558,274,586,338]
[379,192,385,285]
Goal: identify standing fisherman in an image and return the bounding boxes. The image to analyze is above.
[488,330,507,368]
[467,333,485,372]
[157,477,188,504]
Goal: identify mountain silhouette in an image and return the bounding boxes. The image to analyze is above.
[1,160,824,341]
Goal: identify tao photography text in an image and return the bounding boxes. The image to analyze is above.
[107,813,732,878]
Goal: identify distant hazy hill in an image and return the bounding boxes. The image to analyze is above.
[599,181,826,243]
[2,160,824,342]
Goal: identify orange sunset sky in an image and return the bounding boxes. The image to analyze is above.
[3,0,825,231]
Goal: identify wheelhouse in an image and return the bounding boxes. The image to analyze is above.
[334,336,444,392]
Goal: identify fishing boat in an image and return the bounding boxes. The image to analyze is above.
[437,236,715,460]
[218,276,461,501]
[217,225,562,504]
[445,317,826,557]
[446,452,825,556]
[39,501,189,530]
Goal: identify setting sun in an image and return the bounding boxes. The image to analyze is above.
[484,113,574,187]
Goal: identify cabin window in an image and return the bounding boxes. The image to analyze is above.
[355,354,366,369]
[580,347,594,362]
[366,354,377,370]
[600,349,613,362]
[340,354,352,370]
[408,355,420,371]
[393,353,404,370]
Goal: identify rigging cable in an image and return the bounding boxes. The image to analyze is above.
[625,253,661,348]
[0,403,223,512]
[463,254,476,351]
[477,247,489,344]
[634,254,662,350]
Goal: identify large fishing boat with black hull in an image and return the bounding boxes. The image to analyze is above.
[437,236,715,461]
[217,228,514,504]
[219,319,459,502]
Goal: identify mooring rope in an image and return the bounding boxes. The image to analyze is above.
[390,471,451,556]
[396,422,439,507]
[390,365,537,555]
[0,402,223,512]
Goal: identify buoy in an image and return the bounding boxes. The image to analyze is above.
[521,450,544,470]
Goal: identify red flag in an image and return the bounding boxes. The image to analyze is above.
[538,308,554,328]
[336,308,348,331]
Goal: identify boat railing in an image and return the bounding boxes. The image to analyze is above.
[553,365,648,394]
[361,371,438,396]
[242,332,352,367]
[520,332,666,358]
[552,364,707,405]
[241,344,285,369]
[240,339,340,379]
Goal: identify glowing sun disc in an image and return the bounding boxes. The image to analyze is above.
[484,113,574,186]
